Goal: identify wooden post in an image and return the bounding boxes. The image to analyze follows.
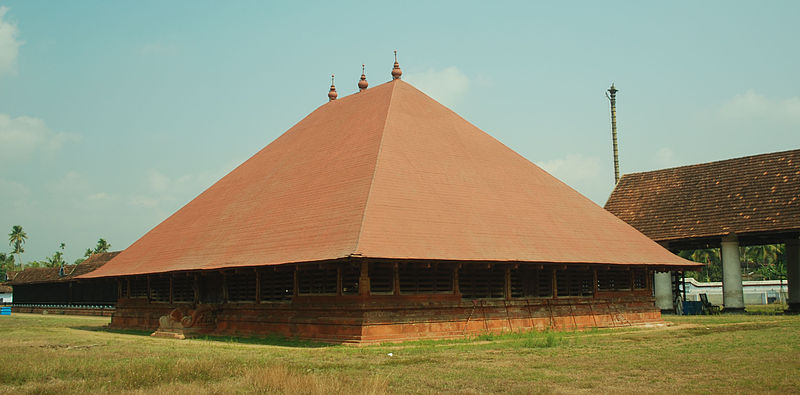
[255,268,261,304]
[358,260,370,296]
[193,274,200,304]
[552,267,558,299]
[293,265,299,297]
[505,266,512,300]
[147,275,151,303]
[454,264,461,296]
[221,271,229,302]
[126,278,131,298]
[169,275,174,304]
[336,266,343,296]
[593,267,599,297]
[393,263,400,296]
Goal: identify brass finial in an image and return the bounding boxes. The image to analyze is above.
[358,64,368,91]
[391,50,402,80]
[328,74,338,101]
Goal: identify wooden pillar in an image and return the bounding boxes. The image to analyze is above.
[630,269,635,290]
[293,265,299,297]
[193,274,199,304]
[393,263,400,296]
[221,271,229,303]
[454,264,461,296]
[168,276,174,304]
[255,268,261,303]
[336,266,343,296]
[358,259,370,296]
[593,267,599,296]
[147,275,151,303]
[552,267,558,298]
[68,282,73,306]
[504,266,512,300]
[126,278,131,298]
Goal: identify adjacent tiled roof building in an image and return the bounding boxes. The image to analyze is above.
[605,149,800,246]
[9,252,120,285]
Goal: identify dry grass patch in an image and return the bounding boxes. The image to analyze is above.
[0,312,798,394]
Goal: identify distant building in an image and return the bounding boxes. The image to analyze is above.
[80,62,697,343]
[683,278,787,305]
[9,252,120,309]
[0,284,11,304]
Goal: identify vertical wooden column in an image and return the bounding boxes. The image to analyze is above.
[147,275,151,303]
[117,278,122,299]
[358,259,370,296]
[221,270,229,303]
[593,267,599,296]
[630,269,635,290]
[169,276,174,304]
[293,265,299,297]
[393,263,400,296]
[126,278,131,298]
[336,266,343,296]
[255,268,261,304]
[504,266,512,300]
[454,264,461,296]
[552,267,558,298]
[193,274,199,304]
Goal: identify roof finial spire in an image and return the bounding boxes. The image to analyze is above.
[391,50,402,80]
[328,74,338,101]
[358,64,368,92]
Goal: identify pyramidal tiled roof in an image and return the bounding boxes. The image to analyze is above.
[82,79,695,278]
[605,149,800,242]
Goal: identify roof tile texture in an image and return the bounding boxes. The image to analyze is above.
[9,252,120,285]
[605,149,800,241]
[83,80,694,278]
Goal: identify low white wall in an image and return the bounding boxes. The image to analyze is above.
[683,278,787,305]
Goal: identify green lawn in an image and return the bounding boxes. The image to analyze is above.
[0,310,798,394]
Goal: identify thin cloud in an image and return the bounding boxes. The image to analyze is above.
[405,67,469,107]
[0,6,21,76]
[719,90,800,124]
[0,114,79,161]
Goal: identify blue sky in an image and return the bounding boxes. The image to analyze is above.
[1,1,798,263]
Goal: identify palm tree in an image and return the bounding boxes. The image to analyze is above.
[94,238,111,254]
[8,225,27,270]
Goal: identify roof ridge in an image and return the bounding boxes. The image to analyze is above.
[351,80,399,256]
[620,148,800,178]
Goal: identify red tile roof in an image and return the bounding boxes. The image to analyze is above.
[82,79,695,279]
[9,252,120,285]
[605,149,800,242]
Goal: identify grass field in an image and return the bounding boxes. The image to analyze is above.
[1,310,798,394]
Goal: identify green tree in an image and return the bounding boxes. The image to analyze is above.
[0,252,14,280]
[679,248,722,282]
[84,248,93,258]
[46,251,65,268]
[94,238,111,254]
[8,225,27,270]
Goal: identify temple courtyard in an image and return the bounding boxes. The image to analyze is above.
[0,309,797,394]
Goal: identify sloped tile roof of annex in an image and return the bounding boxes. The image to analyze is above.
[604,149,800,242]
[81,78,696,279]
[9,252,120,285]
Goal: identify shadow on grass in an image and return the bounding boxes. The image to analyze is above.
[68,325,334,348]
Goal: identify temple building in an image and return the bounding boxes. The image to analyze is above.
[80,56,697,343]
